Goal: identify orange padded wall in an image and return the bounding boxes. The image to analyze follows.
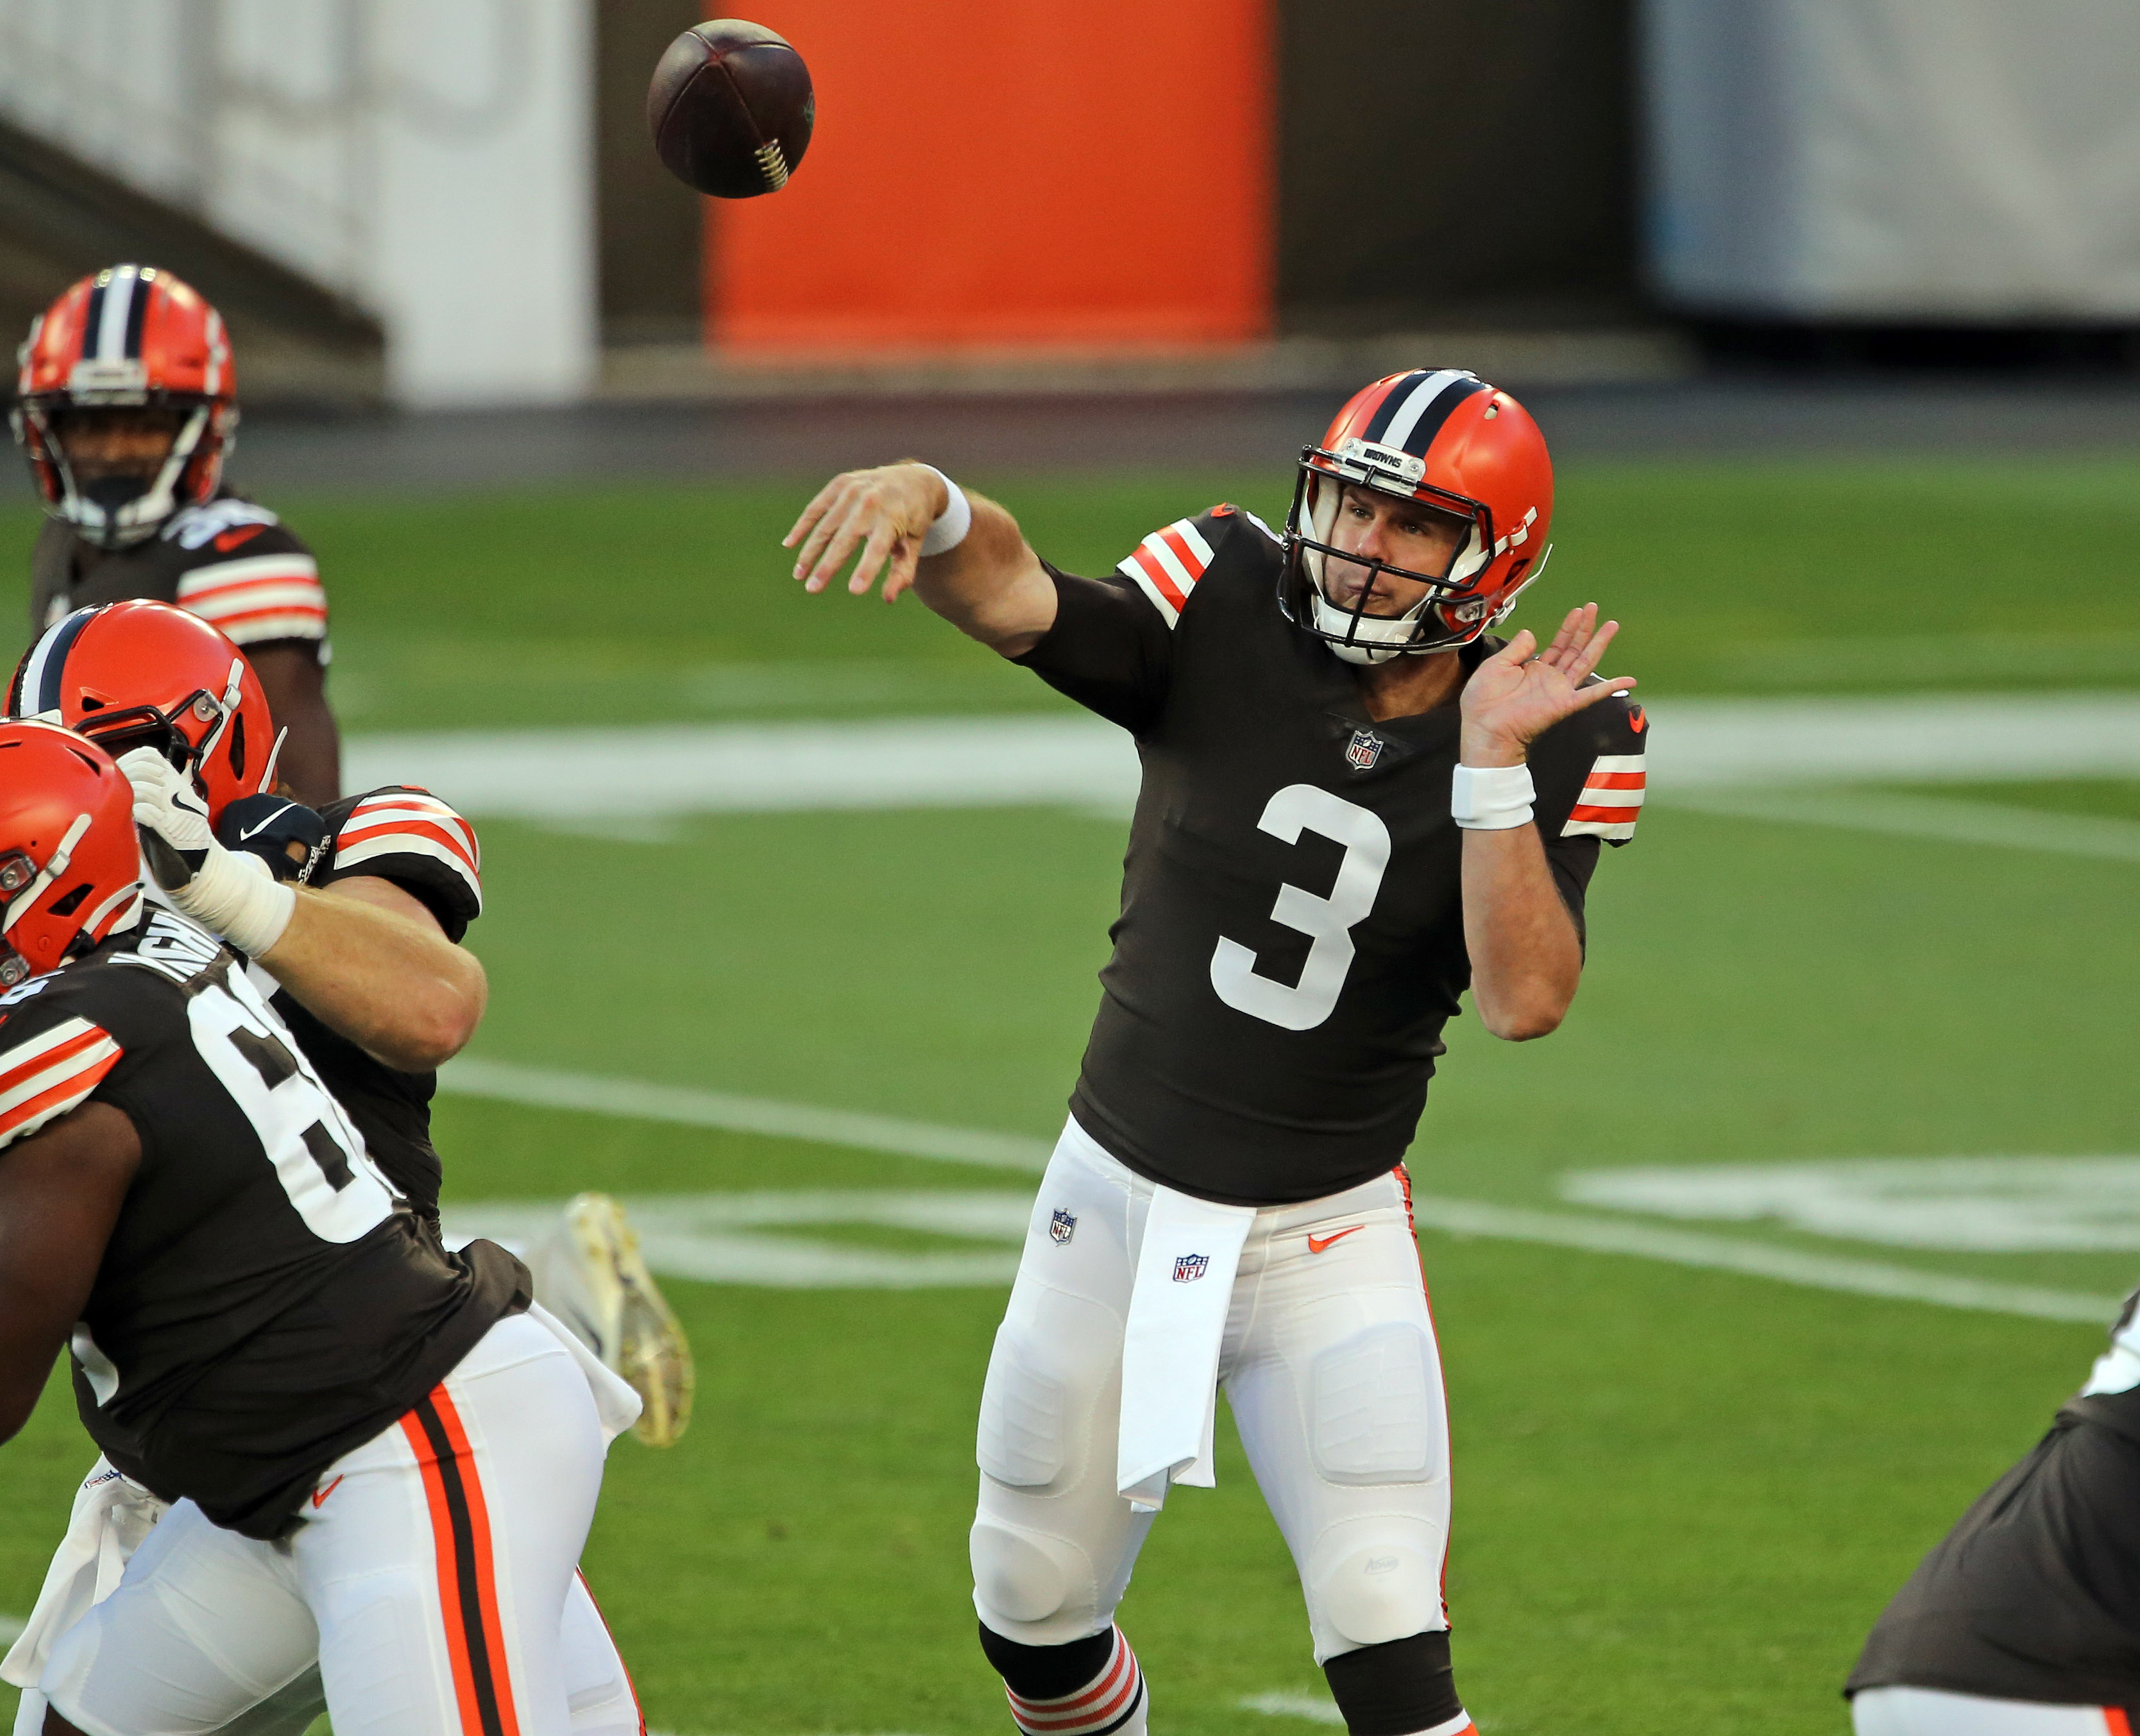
[706,0,1273,352]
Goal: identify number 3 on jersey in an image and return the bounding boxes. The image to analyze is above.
[1210,784,1391,1031]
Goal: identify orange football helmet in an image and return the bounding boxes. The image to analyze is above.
[12,263,238,549]
[1280,370,1554,663]
[0,720,144,988]
[7,602,278,825]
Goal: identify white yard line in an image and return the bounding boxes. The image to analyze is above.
[1407,1195,2121,1325]
[348,694,2140,821]
[1240,1692,1346,1725]
[0,1613,22,1643]
[1656,787,2140,862]
[439,1060,2119,1322]
[439,1056,1051,1172]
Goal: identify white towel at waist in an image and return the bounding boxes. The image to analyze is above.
[1116,1183,1256,1513]
[0,1457,167,1689]
[526,1299,645,1445]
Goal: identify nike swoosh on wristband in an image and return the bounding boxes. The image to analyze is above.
[1307,1227,1364,1254]
[238,803,298,841]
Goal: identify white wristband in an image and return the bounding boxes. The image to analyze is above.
[1451,762,1535,831]
[171,846,297,958]
[917,466,972,557]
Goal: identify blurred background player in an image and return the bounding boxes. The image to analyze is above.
[1846,1286,2140,1735]
[0,717,626,1735]
[12,262,339,804]
[784,371,1647,1736]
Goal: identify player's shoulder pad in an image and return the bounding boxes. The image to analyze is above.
[1113,503,1279,631]
[0,968,126,1150]
[162,495,289,549]
[166,497,325,648]
[1553,686,1647,846]
[316,785,482,937]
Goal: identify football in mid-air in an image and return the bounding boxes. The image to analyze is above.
[647,20,814,200]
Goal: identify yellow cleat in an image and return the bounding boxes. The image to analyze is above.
[528,1192,694,1447]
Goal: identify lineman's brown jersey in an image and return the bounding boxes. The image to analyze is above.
[0,906,524,1539]
[1016,504,1647,1206]
[30,492,327,661]
[250,785,484,1231]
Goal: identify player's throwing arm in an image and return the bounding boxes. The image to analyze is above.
[786,461,1057,654]
[783,371,1649,1736]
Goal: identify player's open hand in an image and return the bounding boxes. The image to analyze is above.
[783,463,948,602]
[1459,604,1635,766]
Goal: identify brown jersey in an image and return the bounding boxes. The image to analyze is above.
[0,906,524,1539]
[250,785,484,1230]
[30,492,328,660]
[1848,1288,2140,1711]
[1015,504,1647,1206]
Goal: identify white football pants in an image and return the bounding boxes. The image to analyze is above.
[1853,1687,2134,1735]
[972,1117,1452,1664]
[37,1314,625,1736]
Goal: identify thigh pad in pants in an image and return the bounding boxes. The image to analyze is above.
[971,1135,1150,1647]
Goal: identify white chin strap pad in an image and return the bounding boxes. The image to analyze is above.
[1312,593,1427,665]
[1304,473,1443,663]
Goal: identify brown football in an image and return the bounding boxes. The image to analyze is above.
[647,20,814,200]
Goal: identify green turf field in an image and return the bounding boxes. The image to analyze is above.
[3,455,2137,1735]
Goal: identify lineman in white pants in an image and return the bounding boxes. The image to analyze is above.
[784,370,1648,1736]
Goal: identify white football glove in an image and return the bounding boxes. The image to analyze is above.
[118,747,296,958]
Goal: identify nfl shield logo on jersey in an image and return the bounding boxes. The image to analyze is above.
[1049,1208,1077,1244]
[1345,729,1384,771]
[1173,1252,1210,1283]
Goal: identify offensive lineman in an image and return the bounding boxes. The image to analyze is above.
[784,371,1647,1736]
[1,603,665,1735]
[0,720,627,1733]
[15,264,339,803]
[1846,1285,2140,1733]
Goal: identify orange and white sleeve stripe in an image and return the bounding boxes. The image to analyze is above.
[0,1017,122,1148]
[333,790,483,910]
[1116,518,1216,629]
[1561,754,1646,841]
[176,552,328,645]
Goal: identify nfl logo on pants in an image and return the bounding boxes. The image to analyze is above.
[1173,1252,1210,1282]
[1049,1209,1076,1244]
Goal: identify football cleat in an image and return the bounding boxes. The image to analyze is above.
[529,1193,694,1448]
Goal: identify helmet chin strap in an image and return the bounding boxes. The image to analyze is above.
[1312,592,1430,665]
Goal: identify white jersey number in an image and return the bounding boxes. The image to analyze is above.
[189,968,396,1244]
[1209,784,1392,1031]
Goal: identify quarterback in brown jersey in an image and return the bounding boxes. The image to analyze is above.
[13,263,339,804]
[786,371,1647,1736]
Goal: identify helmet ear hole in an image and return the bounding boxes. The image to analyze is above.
[228,711,245,781]
[48,882,92,917]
